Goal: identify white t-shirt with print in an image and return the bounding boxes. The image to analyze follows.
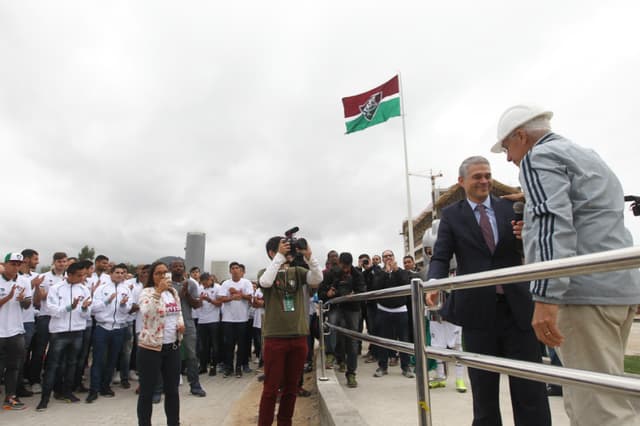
[252,288,264,329]
[198,283,221,324]
[162,290,181,344]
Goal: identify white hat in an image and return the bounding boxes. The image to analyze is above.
[491,104,553,153]
[4,252,24,262]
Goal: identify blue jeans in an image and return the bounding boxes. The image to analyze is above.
[0,334,25,397]
[376,310,410,370]
[327,308,360,374]
[90,326,125,393]
[17,321,35,390]
[119,324,134,381]
[29,315,50,384]
[42,331,83,398]
[182,328,200,387]
[74,325,93,389]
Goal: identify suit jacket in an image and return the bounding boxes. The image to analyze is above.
[427,195,533,330]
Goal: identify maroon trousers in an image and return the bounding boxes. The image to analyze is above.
[258,336,307,426]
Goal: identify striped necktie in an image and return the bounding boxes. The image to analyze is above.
[477,204,504,294]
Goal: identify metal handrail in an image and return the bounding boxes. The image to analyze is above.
[325,246,640,305]
[327,323,640,396]
[320,247,640,425]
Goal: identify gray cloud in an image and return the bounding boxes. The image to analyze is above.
[2,0,640,277]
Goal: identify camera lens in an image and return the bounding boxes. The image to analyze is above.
[296,238,308,250]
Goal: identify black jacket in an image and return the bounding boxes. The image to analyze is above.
[319,266,366,311]
[427,196,532,330]
[371,268,410,309]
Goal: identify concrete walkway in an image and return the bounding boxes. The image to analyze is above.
[319,321,640,425]
[1,371,254,425]
[326,357,569,426]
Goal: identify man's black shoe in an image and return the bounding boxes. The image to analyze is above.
[208,367,217,376]
[100,387,115,397]
[190,386,206,397]
[63,393,80,403]
[546,384,563,396]
[75,383,90,393]
[86,392,98,403]
[36,398,48,411]
[16,387,34,398]
[120,380,131,389]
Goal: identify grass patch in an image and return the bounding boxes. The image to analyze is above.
[625,355,640,374]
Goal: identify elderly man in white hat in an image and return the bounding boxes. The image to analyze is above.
[492,105,640,425]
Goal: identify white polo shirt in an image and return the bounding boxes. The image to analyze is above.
[19,271,36,323]
[38,270,66,317]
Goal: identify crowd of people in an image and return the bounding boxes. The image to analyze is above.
[2,104,640,426]
[0,241,455,424]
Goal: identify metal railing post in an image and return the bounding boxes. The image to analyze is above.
[318,302,329,381]
[411,278,432,426]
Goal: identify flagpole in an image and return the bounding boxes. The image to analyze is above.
[398,72,415,258]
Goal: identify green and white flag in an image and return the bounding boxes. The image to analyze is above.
[342,75,401,134]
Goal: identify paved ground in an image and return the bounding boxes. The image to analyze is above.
[326,320,640,426]
[2,321,638,425]
[1,371,254,425]
[331,357,569,426]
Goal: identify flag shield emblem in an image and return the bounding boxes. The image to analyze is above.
[359,92,383,121]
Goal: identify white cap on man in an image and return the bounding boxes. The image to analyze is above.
[491,104,553,153]
[4,253,24,262]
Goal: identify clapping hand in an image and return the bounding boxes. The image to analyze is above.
[32,275,45,288]
[82,297,92,309]
[16,287,26,302]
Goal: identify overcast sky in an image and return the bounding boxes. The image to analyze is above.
[2,1,640,278]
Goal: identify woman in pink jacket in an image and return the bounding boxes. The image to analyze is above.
[137,262,185,426]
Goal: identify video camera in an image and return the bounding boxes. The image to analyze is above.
[624,195,640,216]
[284,226,308,266]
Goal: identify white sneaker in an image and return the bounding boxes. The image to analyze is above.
[179,375,183,386]
[112,372,120,385]
[129,371,139,381]
[31,383,42,394]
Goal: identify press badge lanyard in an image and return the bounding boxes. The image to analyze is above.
[281,267,300,313]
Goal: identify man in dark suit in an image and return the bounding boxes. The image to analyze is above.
[427,156,550,426]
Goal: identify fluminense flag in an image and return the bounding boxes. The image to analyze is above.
[342,75,401,134]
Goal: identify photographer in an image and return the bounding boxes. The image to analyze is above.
[319,252,365,388]
[257,233,322,426]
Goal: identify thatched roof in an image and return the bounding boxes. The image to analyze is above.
[434,180,520,210]
[403,179,520,229]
